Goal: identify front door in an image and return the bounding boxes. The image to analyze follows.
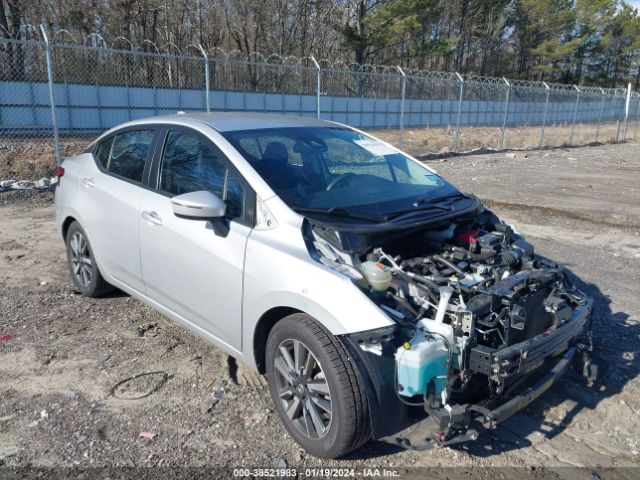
[138,128,252,351]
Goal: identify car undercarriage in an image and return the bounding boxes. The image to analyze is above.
[305,199,595,449]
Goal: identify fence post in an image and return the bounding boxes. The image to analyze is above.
[569,85,580,146]
[633,92,640,142]
[595,88,606,143]
[397,66,407,147]
[197,44,210,112]
[622,82,631,141]
[311,56,321,119]
[500,77,510,149]
[455,72,464,152]
[615,93,623,141]
[539,82,550,148]
[153,86,158,116]
[40,24,61,167]
[96,79,104,131]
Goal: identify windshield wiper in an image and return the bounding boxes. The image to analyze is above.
[293,207,380,222]
[383,194,468,221]
[411,192,466,208]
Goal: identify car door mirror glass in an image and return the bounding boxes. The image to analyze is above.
[171,191,226,219]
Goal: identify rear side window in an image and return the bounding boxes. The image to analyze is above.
[159,130,246,219]
[94,136,113,169]
[103,130,154,182]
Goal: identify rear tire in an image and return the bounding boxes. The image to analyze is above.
[265,313,371,458]
[65,221,114,297]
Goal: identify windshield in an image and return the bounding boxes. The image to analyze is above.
[223,126,461,219]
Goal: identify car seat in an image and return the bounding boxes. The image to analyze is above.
[259,142,298,189]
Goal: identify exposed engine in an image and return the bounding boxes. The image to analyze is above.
[306,209,589,408]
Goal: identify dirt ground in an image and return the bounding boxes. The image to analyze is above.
[1,143,639,477]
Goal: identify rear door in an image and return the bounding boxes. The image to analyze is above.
[138,127,254,351]
[80,128,158,292]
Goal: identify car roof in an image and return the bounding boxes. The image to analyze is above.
[116,112,336,132]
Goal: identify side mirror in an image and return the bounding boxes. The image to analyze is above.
[171,190,226,219]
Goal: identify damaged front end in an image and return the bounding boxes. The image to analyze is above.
[304,200,594,449]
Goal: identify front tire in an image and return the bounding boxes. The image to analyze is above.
[65,221,114,297]
[266,313,371,458]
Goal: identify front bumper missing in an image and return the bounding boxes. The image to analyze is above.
[483,346,575,426]
[342,296,593,451]
[490,299,592,382]
[382,347,577,450]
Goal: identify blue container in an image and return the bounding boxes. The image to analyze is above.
[395,333,448,397]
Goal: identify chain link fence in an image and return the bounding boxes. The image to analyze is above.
[209,55,318,116]
[1,32,639,180]
[0,38,57,179]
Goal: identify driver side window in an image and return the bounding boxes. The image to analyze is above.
[158,130,246,220]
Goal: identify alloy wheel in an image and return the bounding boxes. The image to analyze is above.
[69,231,93,287]
[273,338,332,439]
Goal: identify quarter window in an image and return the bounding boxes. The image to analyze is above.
[103,130,154,182]
[159,130,246,219]
[94,136,113,169]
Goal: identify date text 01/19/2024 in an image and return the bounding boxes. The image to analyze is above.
[232,468,401,477]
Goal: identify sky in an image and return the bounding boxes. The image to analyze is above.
[627,0,640,9]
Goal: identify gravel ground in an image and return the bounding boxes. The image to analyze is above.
[0,143,639,478]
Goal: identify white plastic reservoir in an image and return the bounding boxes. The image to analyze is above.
[395,330,448,398]
[360,261,392,292]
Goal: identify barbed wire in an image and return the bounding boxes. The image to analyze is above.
[0,27,633,97]
[1,25,638,160]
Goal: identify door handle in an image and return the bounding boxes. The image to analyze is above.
[142,210,162,226]
[82,177,95,188]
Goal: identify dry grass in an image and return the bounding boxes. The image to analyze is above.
[1,121,637,180]
[0,136,89,180]
[373,121,637,157]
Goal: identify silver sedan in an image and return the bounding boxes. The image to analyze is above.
[56,112,593,458]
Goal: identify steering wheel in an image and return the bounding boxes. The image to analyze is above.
[326,172,356,191]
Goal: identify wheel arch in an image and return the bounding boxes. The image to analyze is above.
[247,287,394,374]
[253,306,303,374]
[61,215,78,240]
[60,214,112,286]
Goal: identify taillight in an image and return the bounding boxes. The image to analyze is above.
[56,166,65,177]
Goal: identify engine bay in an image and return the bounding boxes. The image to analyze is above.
[305,206,590,411]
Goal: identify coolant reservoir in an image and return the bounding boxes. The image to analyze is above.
[360,261,392,292]
[395,331,448,398]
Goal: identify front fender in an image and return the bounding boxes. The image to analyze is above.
[248,286,383,334]
[242,225,394,369]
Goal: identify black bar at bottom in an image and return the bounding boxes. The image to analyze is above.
[485,347,575,426]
